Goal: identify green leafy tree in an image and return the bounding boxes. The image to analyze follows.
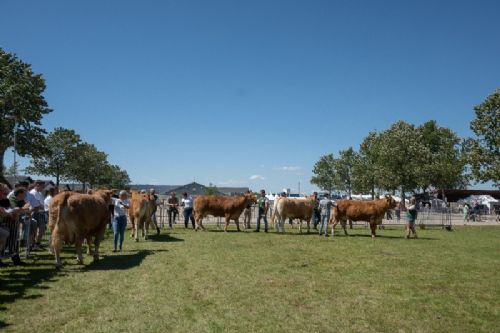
[25,127,81,187]
[352,131,382,198]
[204,183,218,196]
[69,143,108,189]
[0,48,52,186]
[4,160,20,177]
[418,120,467,195]
[466,89,500,188]
[334,147,356,196]
[97,164,131,189]
[376,121,427,203]
[311,154,337,195]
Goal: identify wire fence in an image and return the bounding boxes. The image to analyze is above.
[2,204,498,261]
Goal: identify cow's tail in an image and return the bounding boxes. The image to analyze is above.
[271,199,280,229]
[49,192,71,251]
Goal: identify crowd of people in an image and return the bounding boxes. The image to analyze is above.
[0,180,57,267]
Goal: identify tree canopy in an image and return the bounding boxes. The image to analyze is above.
[0,48,52,186]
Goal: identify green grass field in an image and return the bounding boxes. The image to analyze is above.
[1,225,499,333]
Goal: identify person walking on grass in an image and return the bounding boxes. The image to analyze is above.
[166,192,179,229]
[406,197,418,239]
[254,190,269,233]
[318,193,332,237]
[181,192,195,229]
[112,191,129,252]
[242,190,253,229]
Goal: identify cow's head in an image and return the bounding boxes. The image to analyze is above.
[384,195,397,208]
[244,192,257,204]
[95,189,113,205]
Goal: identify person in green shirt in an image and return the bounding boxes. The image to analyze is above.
[254,190,269,232]
[405,197,418,239]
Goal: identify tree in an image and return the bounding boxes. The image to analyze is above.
[97,164,131,189]
[25,127,81,187]
[466,89,500,188]
[352,131,382,198]
[334,147,356,197]
[4,160,20,177]
[204,183,218,195]
[418,120,467,196]
[0,48,52,187]
[311,154,337,195]
[375,121,427,203]
[69,143,108,189]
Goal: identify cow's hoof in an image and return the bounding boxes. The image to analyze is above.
[135,238,139,242]
[93,255,100,261]
[76,260,84,265]
[55,263,63,269]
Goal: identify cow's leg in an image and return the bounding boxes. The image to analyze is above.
[370,223,377,238]
[224,216,230,232]
[86,236,93,255]
[75,237,84,265]
[51,229,63,267]
[235,218,241,232]
[130,217,135,238]
[299,220,302,233]
[341,220,348,236]
[135,219,140,242]
[307,220,310,233]
[144,218,149,240]
[93,233,102,261]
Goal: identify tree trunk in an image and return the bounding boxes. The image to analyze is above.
[0,148,12,188]
[401,186,406,207]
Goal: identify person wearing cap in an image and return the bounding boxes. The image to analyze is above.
[318,193,333,237]
[149,188,161,235]
[254,190,269,232]
[112,190,129,252]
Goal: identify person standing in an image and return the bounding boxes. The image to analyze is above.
[395,201,402,223]
[463,204,470,223]
[254,190,269,233]
[29,180,46,249]
[242,190,253,229]
[166,192,179,229]
[112,191,129,252]
[312,192,320,230]
[318,193,333,237]
[406,197,418,239]
[181,192,195,229]
[149,189,161,235]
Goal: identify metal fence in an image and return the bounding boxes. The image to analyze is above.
[0,214,36,260]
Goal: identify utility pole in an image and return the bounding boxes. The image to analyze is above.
[298,181,300,196]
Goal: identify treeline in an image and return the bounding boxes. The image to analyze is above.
[311,90,499,201]
[0,48,130,189]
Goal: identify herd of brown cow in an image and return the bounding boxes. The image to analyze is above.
[47,190,397,267]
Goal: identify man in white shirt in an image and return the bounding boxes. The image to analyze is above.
[29,180,46,249]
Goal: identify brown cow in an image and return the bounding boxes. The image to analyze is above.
[194,194,256,232]
[128,191,156,241]
[48,190,112,267]
[271,196,316,233]
[330,195,397,238]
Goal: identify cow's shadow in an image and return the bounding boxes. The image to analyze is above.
[148,234,184,242]
[84,249,160,271]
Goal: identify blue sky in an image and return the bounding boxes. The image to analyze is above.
[1,0,499,192]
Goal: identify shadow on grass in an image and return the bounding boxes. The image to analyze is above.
[0,253,66,329]
[343,234,440,240]
[148,234,184,242]
[84,249,161,271]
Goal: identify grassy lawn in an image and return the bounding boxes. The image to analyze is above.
[1,225,499,333]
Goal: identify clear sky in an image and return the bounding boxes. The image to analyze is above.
[1,0,499,192]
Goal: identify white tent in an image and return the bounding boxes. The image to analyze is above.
[460,195,499,210]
